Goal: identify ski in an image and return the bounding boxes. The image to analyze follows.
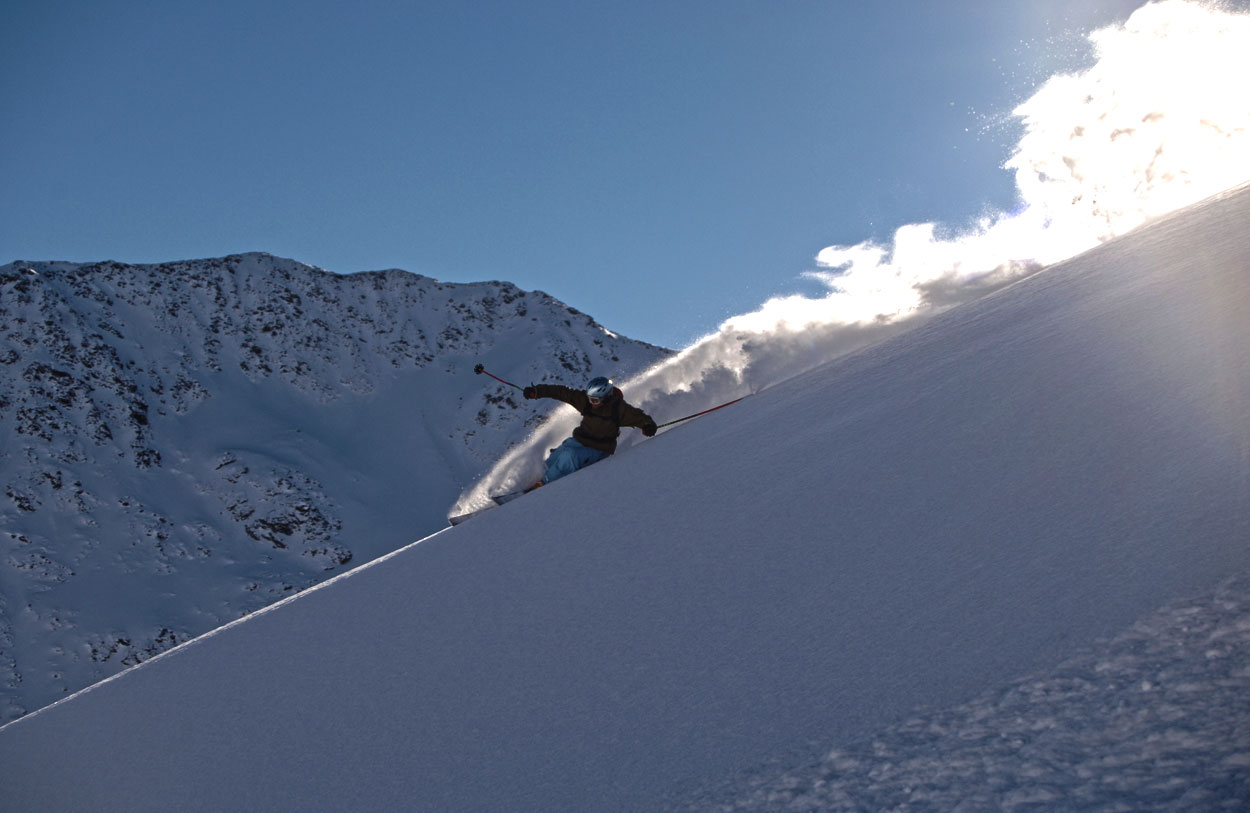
[448,483,542,525]
[448,505,493,526]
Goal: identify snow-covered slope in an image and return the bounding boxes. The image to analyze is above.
[679,569,1250,810]
[0,252,670,722]
[2,183,1249,810]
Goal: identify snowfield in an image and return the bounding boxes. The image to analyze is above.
[1,183,1249,810]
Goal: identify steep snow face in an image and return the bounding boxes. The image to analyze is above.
[0,185,1246,812]
[0,252,670,722]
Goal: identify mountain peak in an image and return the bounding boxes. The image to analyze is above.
[0,254,670,722]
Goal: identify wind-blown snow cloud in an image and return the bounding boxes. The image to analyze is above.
[454,0,1250,514]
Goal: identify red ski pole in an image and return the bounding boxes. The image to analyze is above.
[656,396,745,429]
[473,363,524,391]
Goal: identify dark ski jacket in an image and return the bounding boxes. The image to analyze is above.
[532,384,657,454]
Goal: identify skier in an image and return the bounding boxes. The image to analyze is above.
[523,376,657,486]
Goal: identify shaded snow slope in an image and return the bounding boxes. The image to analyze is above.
[679,570,1250,810]
[1,184,1248,810]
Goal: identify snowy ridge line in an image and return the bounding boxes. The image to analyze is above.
[455,180,1250,517]
[0,525,452,735]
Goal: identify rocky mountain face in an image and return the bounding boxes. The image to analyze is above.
[0,252,670,722]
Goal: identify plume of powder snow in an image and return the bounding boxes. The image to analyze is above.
[452,0,1250,517]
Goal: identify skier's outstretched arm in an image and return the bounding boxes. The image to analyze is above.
[620,402,658,437]
[523,384,584,409]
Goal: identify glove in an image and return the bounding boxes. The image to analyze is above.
[642,423,657,437]
[523,386,537,400]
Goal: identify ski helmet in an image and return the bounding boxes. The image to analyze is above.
[586,376,614,400]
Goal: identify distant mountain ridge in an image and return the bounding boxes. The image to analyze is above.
[0,252,670,722]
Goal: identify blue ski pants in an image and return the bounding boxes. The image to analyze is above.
[542,437,609,484]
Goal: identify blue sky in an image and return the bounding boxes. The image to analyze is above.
[2,0,1155,348]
